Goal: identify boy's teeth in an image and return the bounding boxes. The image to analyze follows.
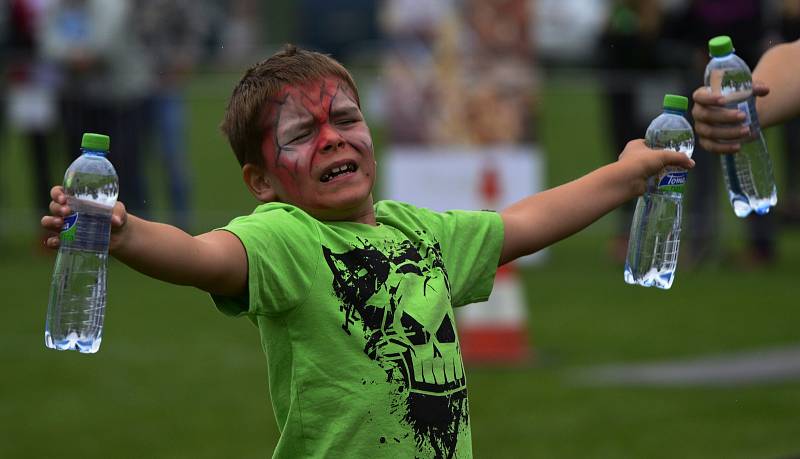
[321,163,357,182]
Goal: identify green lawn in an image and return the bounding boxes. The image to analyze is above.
[1,71,799,458]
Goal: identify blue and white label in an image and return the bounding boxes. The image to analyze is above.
[60,213,79,242]
[62,213,78,231]
[737,100,752,127]
[658,171,687,193]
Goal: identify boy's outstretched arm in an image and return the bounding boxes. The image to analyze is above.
[42,186,247,297]
[498,140,695,265]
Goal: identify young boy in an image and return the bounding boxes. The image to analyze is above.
[42,45,694,458]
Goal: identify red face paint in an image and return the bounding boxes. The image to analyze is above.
[260,77,376,222]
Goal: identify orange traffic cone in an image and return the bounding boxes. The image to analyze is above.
[457,263,531,364]
[457,164,533,365]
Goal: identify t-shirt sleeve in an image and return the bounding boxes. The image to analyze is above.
[431,208,504,307]
[210,206,321,317]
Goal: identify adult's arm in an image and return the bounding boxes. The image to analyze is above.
[753,39,800,128]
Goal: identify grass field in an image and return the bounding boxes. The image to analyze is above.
[2,69,799,458]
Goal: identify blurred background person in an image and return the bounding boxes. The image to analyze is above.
[378,0,452,144]
[1,0,58,238]
[39,0,153,216]
[215,0,261,70]
[462,0,537,145]
[135,0,211,231]
[597,0,664,263]
[298,0,379,62]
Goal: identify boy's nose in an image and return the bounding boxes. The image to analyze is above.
[319,125,346,153]
[322,139,346,153]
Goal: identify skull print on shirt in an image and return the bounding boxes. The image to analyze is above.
[322,232,468,459]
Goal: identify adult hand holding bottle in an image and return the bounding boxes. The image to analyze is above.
[692,39,800,154]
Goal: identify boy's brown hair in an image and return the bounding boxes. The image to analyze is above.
[220,44,361,167]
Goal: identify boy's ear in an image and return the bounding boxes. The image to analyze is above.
[243,164,278,202]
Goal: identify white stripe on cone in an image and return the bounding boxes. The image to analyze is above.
[456,264,531,363]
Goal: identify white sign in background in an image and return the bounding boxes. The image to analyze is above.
[383,144,547,265]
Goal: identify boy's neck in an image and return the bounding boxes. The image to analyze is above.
[318,212,377,226]
[307,197,378,226]
[336,203,377,226]
[344,209,377,226]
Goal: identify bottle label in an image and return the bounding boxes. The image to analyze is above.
[737,100,752,127]
[58,211,111,252]
[60,213,79,242]
[657,170,687,193]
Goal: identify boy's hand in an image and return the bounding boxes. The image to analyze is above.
[41,186,128,251]
[618,139,695,196]
[691,82,770,154]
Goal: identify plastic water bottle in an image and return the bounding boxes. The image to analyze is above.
[624,95,694,289]
[45,133,118,353]
[705,35,777,217]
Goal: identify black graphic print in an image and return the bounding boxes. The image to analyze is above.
[322,235,468,458]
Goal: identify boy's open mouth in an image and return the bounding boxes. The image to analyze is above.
[320,162,358,183]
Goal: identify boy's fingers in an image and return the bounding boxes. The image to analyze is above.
[45,236,60,249]
[50,186,65,203]
[41,215,63,231]
[618,138,646,160]
[664,151,695,168]
[48,200,60,215]
[625,138,646,150]
[48,200,70,216]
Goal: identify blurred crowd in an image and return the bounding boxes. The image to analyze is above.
[378,0,537,146]
[0,0,261,235]
[2,0,799,268]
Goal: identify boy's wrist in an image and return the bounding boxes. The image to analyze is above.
[610,159,647,200]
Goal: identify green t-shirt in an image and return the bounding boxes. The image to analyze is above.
[213,200,504,458]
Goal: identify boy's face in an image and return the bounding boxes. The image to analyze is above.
[260,77,376,221]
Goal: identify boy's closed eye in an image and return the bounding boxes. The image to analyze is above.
[287,131,312,144]
[332,107,363,127]
[335,118,358,126]
[279,121,313,145]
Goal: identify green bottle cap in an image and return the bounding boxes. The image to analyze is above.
[663,94,688,112]
[81,133,110,151]
[708,35,734,57]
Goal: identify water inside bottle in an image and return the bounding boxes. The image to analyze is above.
[624,193,682,289]
[44,199,111,354]
[716,82,778,217]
